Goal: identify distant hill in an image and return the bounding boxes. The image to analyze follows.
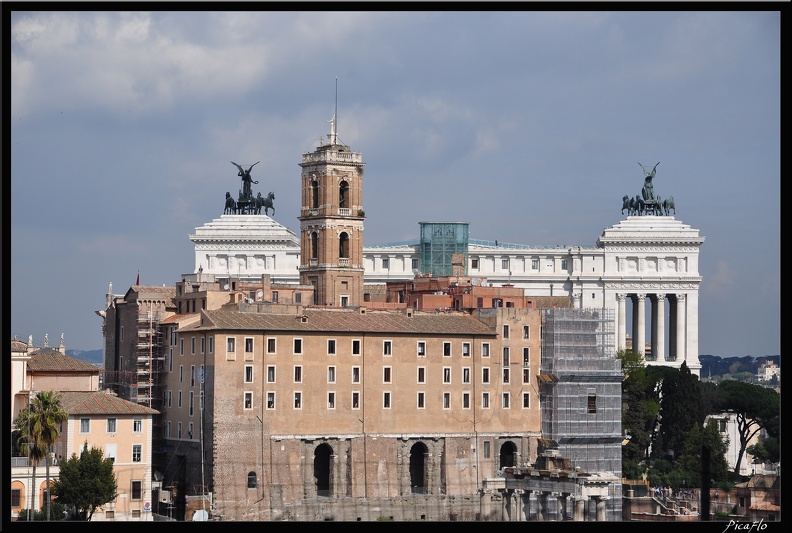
[698,354,779,380]
[66,349,103,366]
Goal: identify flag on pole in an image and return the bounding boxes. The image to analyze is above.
[136,271,140,286]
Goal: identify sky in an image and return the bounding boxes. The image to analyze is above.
[8,8,780,358]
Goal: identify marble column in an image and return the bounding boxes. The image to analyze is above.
[636,294,646,356]
[652,294,665,361]
[676,294,686,363]
[617,294,627,352]
[595,496,609,521]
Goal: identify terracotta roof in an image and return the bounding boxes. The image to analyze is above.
[200,308,497,336]
[59,391,159,415]
[160,313,200,325]
[11,340,28,352]
[27,350,101,372]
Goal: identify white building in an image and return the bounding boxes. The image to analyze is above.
[189,214,704,375]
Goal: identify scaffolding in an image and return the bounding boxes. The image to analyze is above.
[419,222,469,276]
[539,307,622,520]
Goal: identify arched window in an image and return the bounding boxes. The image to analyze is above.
[339,180,349,209]
[499,441,518,468]
[314,443,333,497]
[339,232,349,259]
[311,180,319,209]
[311,232,318,259]
[247,471,257,488]
[409,442,429,494]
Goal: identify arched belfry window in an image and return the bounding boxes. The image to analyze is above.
[339,180,349,209]
[247,471,257,488]
[339,232,349,259]
[311,180,319,209]
[311,232,319,259]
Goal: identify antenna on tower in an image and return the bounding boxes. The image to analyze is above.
[335,77,338,137]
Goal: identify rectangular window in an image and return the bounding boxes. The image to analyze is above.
[266,392,275,410]
[272,290,279,303]
[443,342,451,357]
[352,366,360,383]
[293,338,302,355]
[132,444,142,462]
[382,257,389,269]
[245,392,254,410]
[481,343,490,358]
[412,258,419,270]
[180,338,184,356]
[503,346,510,365]
[417,341,426,357]
[178,390,182,408]
[167,390,172,408]
[120,326,125,341]
[484,441,491,458]
[267,366,276,383]
[327,339,336,355]
[107,418,117,434]
[208,336,214,354]
[167,421,171,438]
[189,391,194,416]
[417,392,425,409]
[294,392,302,409]
[443,367,451,383]
[482,392,490,409]
[503,368,510,384]
[503,325,510,339]
[562,259,568,270]
[462,392,471,409]
[383,392,391,409]
[11,489,20,508]
[523,368,531,384]
[523,347,530,367]
[352,391,360,409]
[417,367,426,384]
[588,394,597,413]
[267,338,276,354]
[532,258,539,269]
[502,258,509,269]
[327,366,336,383]
[294,366,302,383]
[295,292,302,304]
[201,337,206,354]
[227,337,235,353]
[191,337,196,355]
[462,367,471,384]
[462,342,470,357]
[352,339,361,355]
[523,392,531,408]
[482,367,490,384]
[245,337,254,353]
[179,365,184,383]
[178,422,182,439]
[245,365,254,383]
[383,366,392,383]
[383,340,392,356]
[191,365,195,387]
[133,418,142,433]
[443,392,450,409]
[502,392,510,409]
[471,258,479,269]
[131,480,142,500]
[189,422,194,439]
[523,325,530,339]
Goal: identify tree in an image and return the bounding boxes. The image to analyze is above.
[13,391,68,521]
[676,418,730,484]
[655,361,700,461]
[715,380,780,476]
[51,443,118,521]
[618,349,655,477]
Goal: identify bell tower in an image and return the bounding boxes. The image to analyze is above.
[298,115,365,306]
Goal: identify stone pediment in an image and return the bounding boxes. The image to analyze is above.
[596,217,704,247]
[190,215,300,246]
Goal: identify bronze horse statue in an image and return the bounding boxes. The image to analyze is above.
[255,191,275,216]
[622,195,631,215]
[662,195,676,215]
[224,192,236,214]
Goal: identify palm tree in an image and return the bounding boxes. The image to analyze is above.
[14,391,68,521]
